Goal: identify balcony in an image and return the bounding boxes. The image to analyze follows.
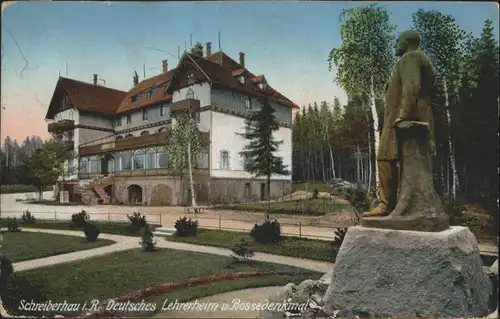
[60,140,74,151]
[48,119,75,134]
[79,130,210,156]
[170,99,200,114]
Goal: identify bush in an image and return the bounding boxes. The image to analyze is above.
[250,219,282,244]
[71,210,90,228]
[332,228,348,258]
[344,185,370,223]
[174,216,199,237]
[127,212,147,230]
[0,184,52,194]
[7,218,21,232]
[21,210,36,224]
[139,225,157,252]
[0,274,47,316]
[0,254,13,287]
[443,196,466,225]
[83,223,100,242]
[312,188,319,199]
[231,238,255,261]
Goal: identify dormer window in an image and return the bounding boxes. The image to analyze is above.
[131,95,139,103]
[259,82,267,90]
[187,73,195,85]
[186,88,195,100]
[238,76,246,84]
[148,88,156,99]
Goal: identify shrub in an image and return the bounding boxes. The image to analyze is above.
[443,196,466,225]
[250,219,282,244]
[174,216,199,237]
[0,184,52,194]
[312,188,319,199]
[139,225,157,252]
[344,185,370,223]
[7,218,21,232]
[127,212,147,230]
[21,210,36,224]
[332,228,348,258]
[83,223,100,242]
[71,210,90,228]
[0,254,13,287]
[0,274,47,316]
[231,238,255,261]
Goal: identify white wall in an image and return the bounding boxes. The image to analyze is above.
[210,112,292,180]
[77,113,113,145]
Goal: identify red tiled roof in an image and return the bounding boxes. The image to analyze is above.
[115,71,174,114]
[46,77,127,118]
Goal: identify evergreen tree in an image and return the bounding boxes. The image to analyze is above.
[239,98,290,220]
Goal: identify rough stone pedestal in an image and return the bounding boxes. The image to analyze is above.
[323,226,492,318]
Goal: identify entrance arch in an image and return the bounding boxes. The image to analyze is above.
[150,184,172,206]
[127,184,143,205]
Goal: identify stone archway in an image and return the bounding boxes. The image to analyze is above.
[128,184,143,205]
[150,184,173,206]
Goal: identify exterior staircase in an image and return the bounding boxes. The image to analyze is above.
[76,176,114,205]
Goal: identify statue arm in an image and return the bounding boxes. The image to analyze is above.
[398,52,422,121]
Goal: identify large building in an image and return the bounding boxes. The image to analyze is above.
[45,43,298,206]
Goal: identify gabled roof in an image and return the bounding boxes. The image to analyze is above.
[45,77,126,119]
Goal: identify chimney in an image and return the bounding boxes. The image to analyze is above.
[206,42,212,58]
[239,52,245,68]
[162,60,168,74]
[133,71,139,87]
[93,74,98,86]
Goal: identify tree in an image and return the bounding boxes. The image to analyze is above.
[412,9,468,199]
[169,110,201,208]
[328,3,396,192]
[239,98,290,220]
[24,140,71,199]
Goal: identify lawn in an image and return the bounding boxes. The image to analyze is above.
[0,219,159,237]
[293,181,332,193]
[7,249,320,317]
[167,229,335,262]
[220,198,346,216]
[0,231,115,262]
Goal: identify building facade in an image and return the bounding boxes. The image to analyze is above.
[45,43,298,206]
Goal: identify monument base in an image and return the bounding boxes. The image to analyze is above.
[323,226,492,318]
[360,214,449,232]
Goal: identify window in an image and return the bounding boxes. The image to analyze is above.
[220,150,230,169]
[126,114,132,124]
[89,156,100,173]
[145,148,156,169]
[133,151,145,170]
[197,151,209,169]
[142,109,148,120]
[157,147,169,168]
[158,127,167,133]
[186,88,195,99]
[245,97,252,110]
[80,158,88,173]
[125,134,134,140]
[121,152,131,171]
[160,104,167,117]
[241,154,250,170]
[239,76,246,84]
[187,73,195,85]
[140,131,149,136]
[148,88,156,99]
[115,136,123,141]
[115,117,122,126]
[244,183,252,198]
[131,95,139,103]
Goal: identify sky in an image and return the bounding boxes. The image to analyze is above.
[1,1,498,142]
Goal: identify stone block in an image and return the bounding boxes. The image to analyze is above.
[323,226,492,318]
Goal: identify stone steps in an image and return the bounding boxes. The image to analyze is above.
[153,227,176,237]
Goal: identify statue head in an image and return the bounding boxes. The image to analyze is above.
[395,30,421,57]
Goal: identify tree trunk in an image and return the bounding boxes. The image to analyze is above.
[443,77,458,198]
[367,129,373,194]
[266,174,271,221]
[187,142,197,208]
[329,146,336,179]
[370,72,380,194]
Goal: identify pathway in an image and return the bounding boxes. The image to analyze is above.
[12,228,332,273]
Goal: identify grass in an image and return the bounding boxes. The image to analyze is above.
[11,249,320,317]
[0,219,160,237]
[0,231,115,262]
[293,181,332,193]
[167,229,335,262]
[0,184,53,194]
[219,198,346,216]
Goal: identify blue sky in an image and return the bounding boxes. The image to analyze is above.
[1,1,498,141]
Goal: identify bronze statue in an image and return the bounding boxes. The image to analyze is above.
[361,30,449,232]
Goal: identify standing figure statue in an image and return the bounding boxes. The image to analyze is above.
[363,30,438,220]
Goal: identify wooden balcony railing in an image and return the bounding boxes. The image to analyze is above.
[170,98,201,114]
[48,119,75,133]
[79,130,209,156]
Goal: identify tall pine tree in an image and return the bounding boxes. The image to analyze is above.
[239,98,290,220]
